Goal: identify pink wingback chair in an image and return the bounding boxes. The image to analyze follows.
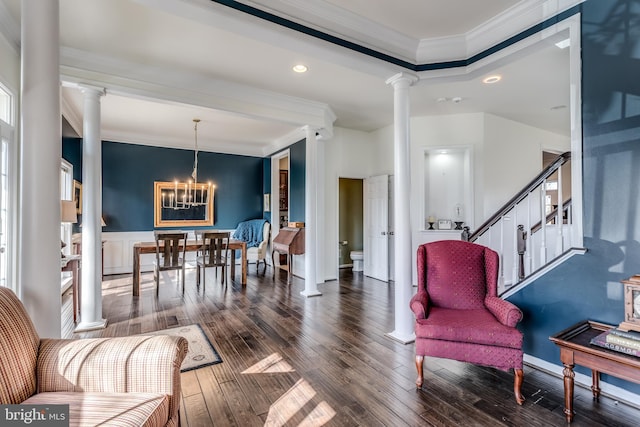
[410,240,525,405]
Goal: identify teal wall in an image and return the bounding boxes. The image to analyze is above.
[63,138,264,231]
[288,139,306,222]
[509,0,640,394]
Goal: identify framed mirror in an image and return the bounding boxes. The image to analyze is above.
[154,181,214,228]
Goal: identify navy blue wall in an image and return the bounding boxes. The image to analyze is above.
[262,158,271,222]
[62,137,82,181]
[288,139,305,222]
[509,0,640,394]
[63,139,264,231]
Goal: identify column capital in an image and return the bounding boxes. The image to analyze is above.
[302,125,320,135]
[78,84,106,97]
[385,72,419,88]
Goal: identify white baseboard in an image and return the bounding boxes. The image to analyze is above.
[524,354,640,409]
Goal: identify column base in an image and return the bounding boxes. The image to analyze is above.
[385,331,415,344]
[75,318,108,332]
[300,289,322,297]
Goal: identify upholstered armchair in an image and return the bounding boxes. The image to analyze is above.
[234,219,270,269]
[246,221,271,269]
[0,287,188,426]
[410,240,525,405]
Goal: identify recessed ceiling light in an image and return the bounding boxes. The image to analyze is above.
[555,38,570,49]
[292,64,308,73]
[483,75,502,84]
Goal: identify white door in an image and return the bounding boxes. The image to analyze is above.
[364,174,388,281]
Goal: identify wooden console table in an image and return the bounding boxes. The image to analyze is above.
[132,239,247,296]
[549,320,640,423]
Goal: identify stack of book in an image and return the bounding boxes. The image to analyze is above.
[591,328,640,357]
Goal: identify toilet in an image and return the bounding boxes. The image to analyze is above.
[350,250,364,272]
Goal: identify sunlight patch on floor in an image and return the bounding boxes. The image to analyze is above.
[243,353,335,426]
[242,353,295,374]
[298,401,336,427]
[264,378,315,426]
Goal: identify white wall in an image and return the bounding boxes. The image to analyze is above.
[322,126,379,280]
[483,113,570,218]
[0,35,19,94]
[364,112,569,284]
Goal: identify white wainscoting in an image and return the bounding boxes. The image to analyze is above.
[103,231,155,275]
[103,230,237,275]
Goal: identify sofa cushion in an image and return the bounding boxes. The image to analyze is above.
[23,392,169,427]
[0,287,40,404]
[415,307,523,349]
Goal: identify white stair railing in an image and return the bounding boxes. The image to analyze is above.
[466,152,578,294]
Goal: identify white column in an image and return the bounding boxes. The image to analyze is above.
[316,134,325,283]
[75,85,107,332]
[301,126,321,297]
[385,72,417,344]
[19,0,62,338]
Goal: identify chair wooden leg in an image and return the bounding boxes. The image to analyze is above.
[415,355,424,389]
[514,368,525,405]
[155,268,159,296]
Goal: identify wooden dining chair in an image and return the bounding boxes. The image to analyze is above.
[197,231,230,291]
[154,231,188,295]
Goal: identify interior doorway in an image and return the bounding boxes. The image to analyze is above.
[271,150,290,269]
[338,178,363,269]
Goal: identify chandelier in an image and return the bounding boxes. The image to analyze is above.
[162,118,212,210]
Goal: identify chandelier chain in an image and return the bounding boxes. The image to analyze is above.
[192,118,200,182]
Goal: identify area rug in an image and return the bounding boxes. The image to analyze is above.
[145,324,222,372]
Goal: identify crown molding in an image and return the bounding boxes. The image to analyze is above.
[262,127,305,156]
[241,0,419,63]
[60,91,83,137]
[59,47,336,133]
[102,129,267,157]
[0,0,20,55]
[162,0,585,70]
[133,0,407,78]
[461,0,585,62]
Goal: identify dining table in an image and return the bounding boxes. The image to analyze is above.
[132,238,247,296]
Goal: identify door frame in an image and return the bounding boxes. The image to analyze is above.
[336,175,365,277]
[271,149,290,258]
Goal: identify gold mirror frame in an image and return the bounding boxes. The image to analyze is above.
[154,181,214,228]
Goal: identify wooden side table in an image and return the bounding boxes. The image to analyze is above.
[549,320,640,423]
[61,254,81,323]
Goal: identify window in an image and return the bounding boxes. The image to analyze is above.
[61,159,74,255]
[0,82,14,289]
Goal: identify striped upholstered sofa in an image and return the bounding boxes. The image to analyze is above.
[0,287,188,426]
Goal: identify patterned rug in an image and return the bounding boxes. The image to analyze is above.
[145,324,222,372]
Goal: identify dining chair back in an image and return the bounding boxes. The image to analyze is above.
[154,231,188,295]
[197,231,230,290]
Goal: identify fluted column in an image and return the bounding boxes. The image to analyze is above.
[301,126,322,297]
[75,85,107,332]
[385,72,418,343]
[19,0,61,338]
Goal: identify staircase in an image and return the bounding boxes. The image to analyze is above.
[466,152,586,296]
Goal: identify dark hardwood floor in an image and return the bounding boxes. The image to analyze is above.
[77,265,640,426]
